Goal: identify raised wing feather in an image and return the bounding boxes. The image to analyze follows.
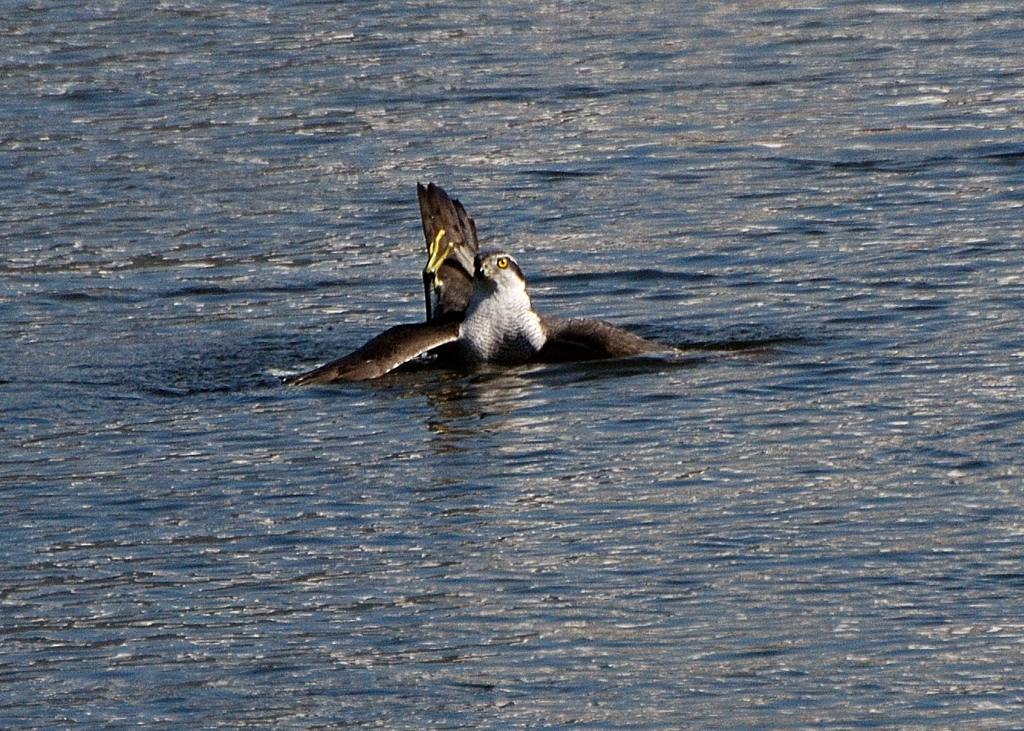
[418,182,479,321]
[284,320,461,384]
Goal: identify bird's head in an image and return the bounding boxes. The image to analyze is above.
[473,251,528,296]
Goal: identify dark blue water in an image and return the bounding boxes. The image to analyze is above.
[3,2,1024,729]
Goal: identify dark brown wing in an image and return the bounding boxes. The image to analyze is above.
[538,315,664,362]
[418,182,479,321]
[284,320,461,384]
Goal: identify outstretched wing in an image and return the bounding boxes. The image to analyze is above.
[284,320,461,384]
[418,182,479,321]
[539,315,664,362]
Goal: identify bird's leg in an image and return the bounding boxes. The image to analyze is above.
[423,228,453,321]
[424,228,453,275]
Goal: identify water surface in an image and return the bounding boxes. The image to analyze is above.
[3,2,1024,729]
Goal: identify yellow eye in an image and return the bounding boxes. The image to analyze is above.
[496,256,509,269]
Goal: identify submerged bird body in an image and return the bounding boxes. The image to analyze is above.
[284,184,666,385]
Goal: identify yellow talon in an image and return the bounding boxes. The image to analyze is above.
[424,228,454,274]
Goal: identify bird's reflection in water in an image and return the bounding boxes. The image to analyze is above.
[368,352,703,465]
[422,368,550,441]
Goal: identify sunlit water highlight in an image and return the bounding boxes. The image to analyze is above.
[3,2,1024,729]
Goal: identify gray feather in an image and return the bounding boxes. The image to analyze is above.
[539,315,662,361]
[285,320,460,384]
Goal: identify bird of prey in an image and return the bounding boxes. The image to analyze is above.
[284,184,665,384]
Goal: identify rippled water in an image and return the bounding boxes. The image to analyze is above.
[3,2,1024,729]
